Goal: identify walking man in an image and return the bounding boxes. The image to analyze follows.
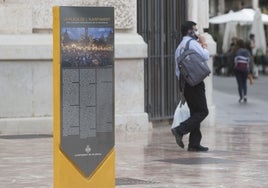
[172,21,210,152]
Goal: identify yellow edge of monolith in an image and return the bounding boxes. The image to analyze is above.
[53,6,115,188]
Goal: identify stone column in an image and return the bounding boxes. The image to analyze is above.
[253,0,259,9]
[98,0,150,131]
[187,0,216,127]
[114,34,149,131]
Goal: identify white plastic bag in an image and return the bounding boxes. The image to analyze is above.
[171,101,190,129]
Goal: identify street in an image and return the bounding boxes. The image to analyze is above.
[213,74,268,126]
[213,74,268,102]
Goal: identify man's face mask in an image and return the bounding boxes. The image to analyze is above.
[189,28,199,40]
[194,29,199,36]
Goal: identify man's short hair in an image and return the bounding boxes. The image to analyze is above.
[236,39,245,48]
[181,21,197,36]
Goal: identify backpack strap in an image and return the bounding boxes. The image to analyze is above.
[185,39,193,50]
[178,39,194,93]
[179,39,193,55]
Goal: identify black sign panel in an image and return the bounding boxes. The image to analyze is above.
[60,6,114,177]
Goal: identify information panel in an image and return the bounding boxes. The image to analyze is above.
[59,7,114,177]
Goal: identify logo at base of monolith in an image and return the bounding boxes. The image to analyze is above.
[74,145,103,157]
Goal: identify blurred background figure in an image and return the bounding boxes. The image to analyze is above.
[209,5,268,77]
[233,39,252,103]
[246,33,256,55]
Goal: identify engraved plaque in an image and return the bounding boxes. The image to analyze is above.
[59,7,114,177]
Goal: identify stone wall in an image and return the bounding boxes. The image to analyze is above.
[0,34,53,134]
[0,0,149,134]
[0,0,135,33]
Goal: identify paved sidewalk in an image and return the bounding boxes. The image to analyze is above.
[0,135,53,188]
[0,75,268,187]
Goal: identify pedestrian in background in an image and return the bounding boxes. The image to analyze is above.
[246,33,256,55]
[246,33,258,78]
[172,21,210,152]
[226,37,239,76]
[234,39,252,103]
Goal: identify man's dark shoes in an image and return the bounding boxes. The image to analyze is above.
[188,145,208,152]
[171,128,184,148]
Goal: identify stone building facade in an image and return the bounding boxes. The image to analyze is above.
[0,0,215,134]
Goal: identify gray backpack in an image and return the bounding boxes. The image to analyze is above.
[177,39,211,86]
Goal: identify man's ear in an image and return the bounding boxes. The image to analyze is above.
[188,29,194,36]
[187,29,191,35]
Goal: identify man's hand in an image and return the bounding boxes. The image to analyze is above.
[198,35,207,49]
